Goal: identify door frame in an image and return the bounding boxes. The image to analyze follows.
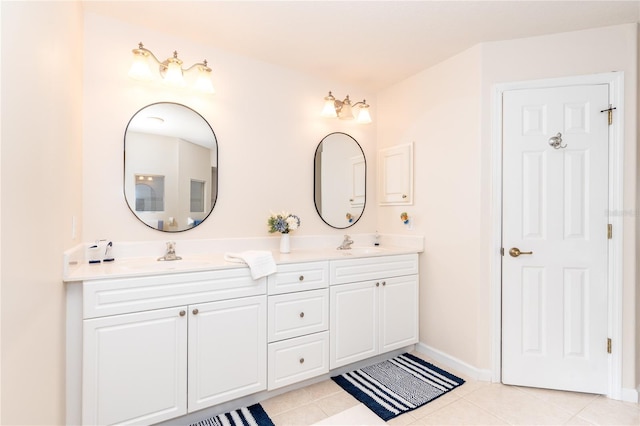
[490,72,624,399]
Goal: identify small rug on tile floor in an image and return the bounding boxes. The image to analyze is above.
[189,403,274,426]
[331,353,465,421]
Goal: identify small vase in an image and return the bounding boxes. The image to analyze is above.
[279,233,291,254]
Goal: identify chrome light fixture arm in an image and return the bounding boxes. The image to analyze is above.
[129,42,215,94]
[321,90,372,123]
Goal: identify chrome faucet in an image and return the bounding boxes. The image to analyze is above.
[337,235,354,250]
[158,241,182,261]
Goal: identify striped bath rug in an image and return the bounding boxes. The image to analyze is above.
[190,403,274,426]
[331,353,465,421]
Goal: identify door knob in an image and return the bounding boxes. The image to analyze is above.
[509,247,533,257]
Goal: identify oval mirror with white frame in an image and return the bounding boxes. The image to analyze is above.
[124,102,218,232]
[314,132,366,229]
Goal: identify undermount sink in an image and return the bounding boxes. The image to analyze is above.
[339,246,385,255]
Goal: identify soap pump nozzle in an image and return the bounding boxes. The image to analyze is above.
[103,241,114,262]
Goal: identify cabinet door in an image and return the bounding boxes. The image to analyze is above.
[188,295,267,412]
[380,275,419,353]
[83,307,188,425]
[378,143,413,205]
[330,281,378,369]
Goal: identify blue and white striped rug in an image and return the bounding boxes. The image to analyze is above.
[332,353,465,421]
[190,403,274,426]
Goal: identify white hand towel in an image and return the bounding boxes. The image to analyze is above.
[224,250,277,280]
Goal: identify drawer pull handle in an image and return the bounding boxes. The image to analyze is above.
[192,308,199,315]
[299,358,305,364]
[299,312,305,318]
[179,310,186,317]
[299,275,304,281]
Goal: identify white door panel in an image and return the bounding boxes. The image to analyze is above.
[502,84,609,394]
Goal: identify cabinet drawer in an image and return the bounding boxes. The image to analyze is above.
[330,254,418,285]
[268,289,328,342]
[268,332,329,390]
[83,269,266,319]
[267,261,329,295]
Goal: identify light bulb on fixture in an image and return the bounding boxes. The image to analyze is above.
[321,92,338,118]
[128,48,154,81]
[128,42,215,94]
[193,61,215,94]
[162,53,186,87]
[320,91,372,124]
[339,96,354,120]
[356,102,372,124]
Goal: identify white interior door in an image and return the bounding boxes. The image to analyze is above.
[502,84,610,394]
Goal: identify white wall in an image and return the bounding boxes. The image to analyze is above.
[0,1,83,424]
[82,13,377,244]
[378,23,638,391]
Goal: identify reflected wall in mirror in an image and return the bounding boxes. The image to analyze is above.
[314,132,366,229]
[124,102,218,232]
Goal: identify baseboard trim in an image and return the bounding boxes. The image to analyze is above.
[621,386,639,403]
[415,342,493,382]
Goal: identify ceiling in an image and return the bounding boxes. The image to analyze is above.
[83,1,640,91]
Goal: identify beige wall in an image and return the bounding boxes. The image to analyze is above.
[1,1,84,424]
[81,12,377,243]
[378,23,638,392]
[636,24,640,394]
[0,4,638,425]
[376,46,484,366]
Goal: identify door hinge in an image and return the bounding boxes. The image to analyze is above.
[500,247,504,256]
[600,104,617,125]
[608,224,613,239]
[607,338,612,354]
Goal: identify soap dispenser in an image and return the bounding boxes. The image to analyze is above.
[103,241,114,262]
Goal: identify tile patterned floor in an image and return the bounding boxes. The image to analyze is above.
[261,352,640,425]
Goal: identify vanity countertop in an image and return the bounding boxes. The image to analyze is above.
[63,245,421,282]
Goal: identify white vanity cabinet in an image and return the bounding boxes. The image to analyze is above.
[83,306,188,425]
[187,296,267,411]
[78,269,267,426]
[267,261,330,390]
[329,254,419,369]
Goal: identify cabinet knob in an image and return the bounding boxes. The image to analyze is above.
[382,281,386,286]
[376,282,380,287]
[299,312,305,318]
[192,308,199,315]
[402,194,407,199]
[299,275,304,281]
[179,310,186,317]
[299,358,305,364]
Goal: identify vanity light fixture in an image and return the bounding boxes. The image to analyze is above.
[321,91,372,124]
[128,42,215,94]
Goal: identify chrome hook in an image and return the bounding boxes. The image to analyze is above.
[548,132,566,149]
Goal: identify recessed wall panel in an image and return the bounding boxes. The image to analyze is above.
[564,102,590,134]
[563,268,589,359]
[521,267,546,355]
[522,105,547,136]
[564,150,589,240]
[522,152,546,239]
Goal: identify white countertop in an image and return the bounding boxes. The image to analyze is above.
[63,242,422,282]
